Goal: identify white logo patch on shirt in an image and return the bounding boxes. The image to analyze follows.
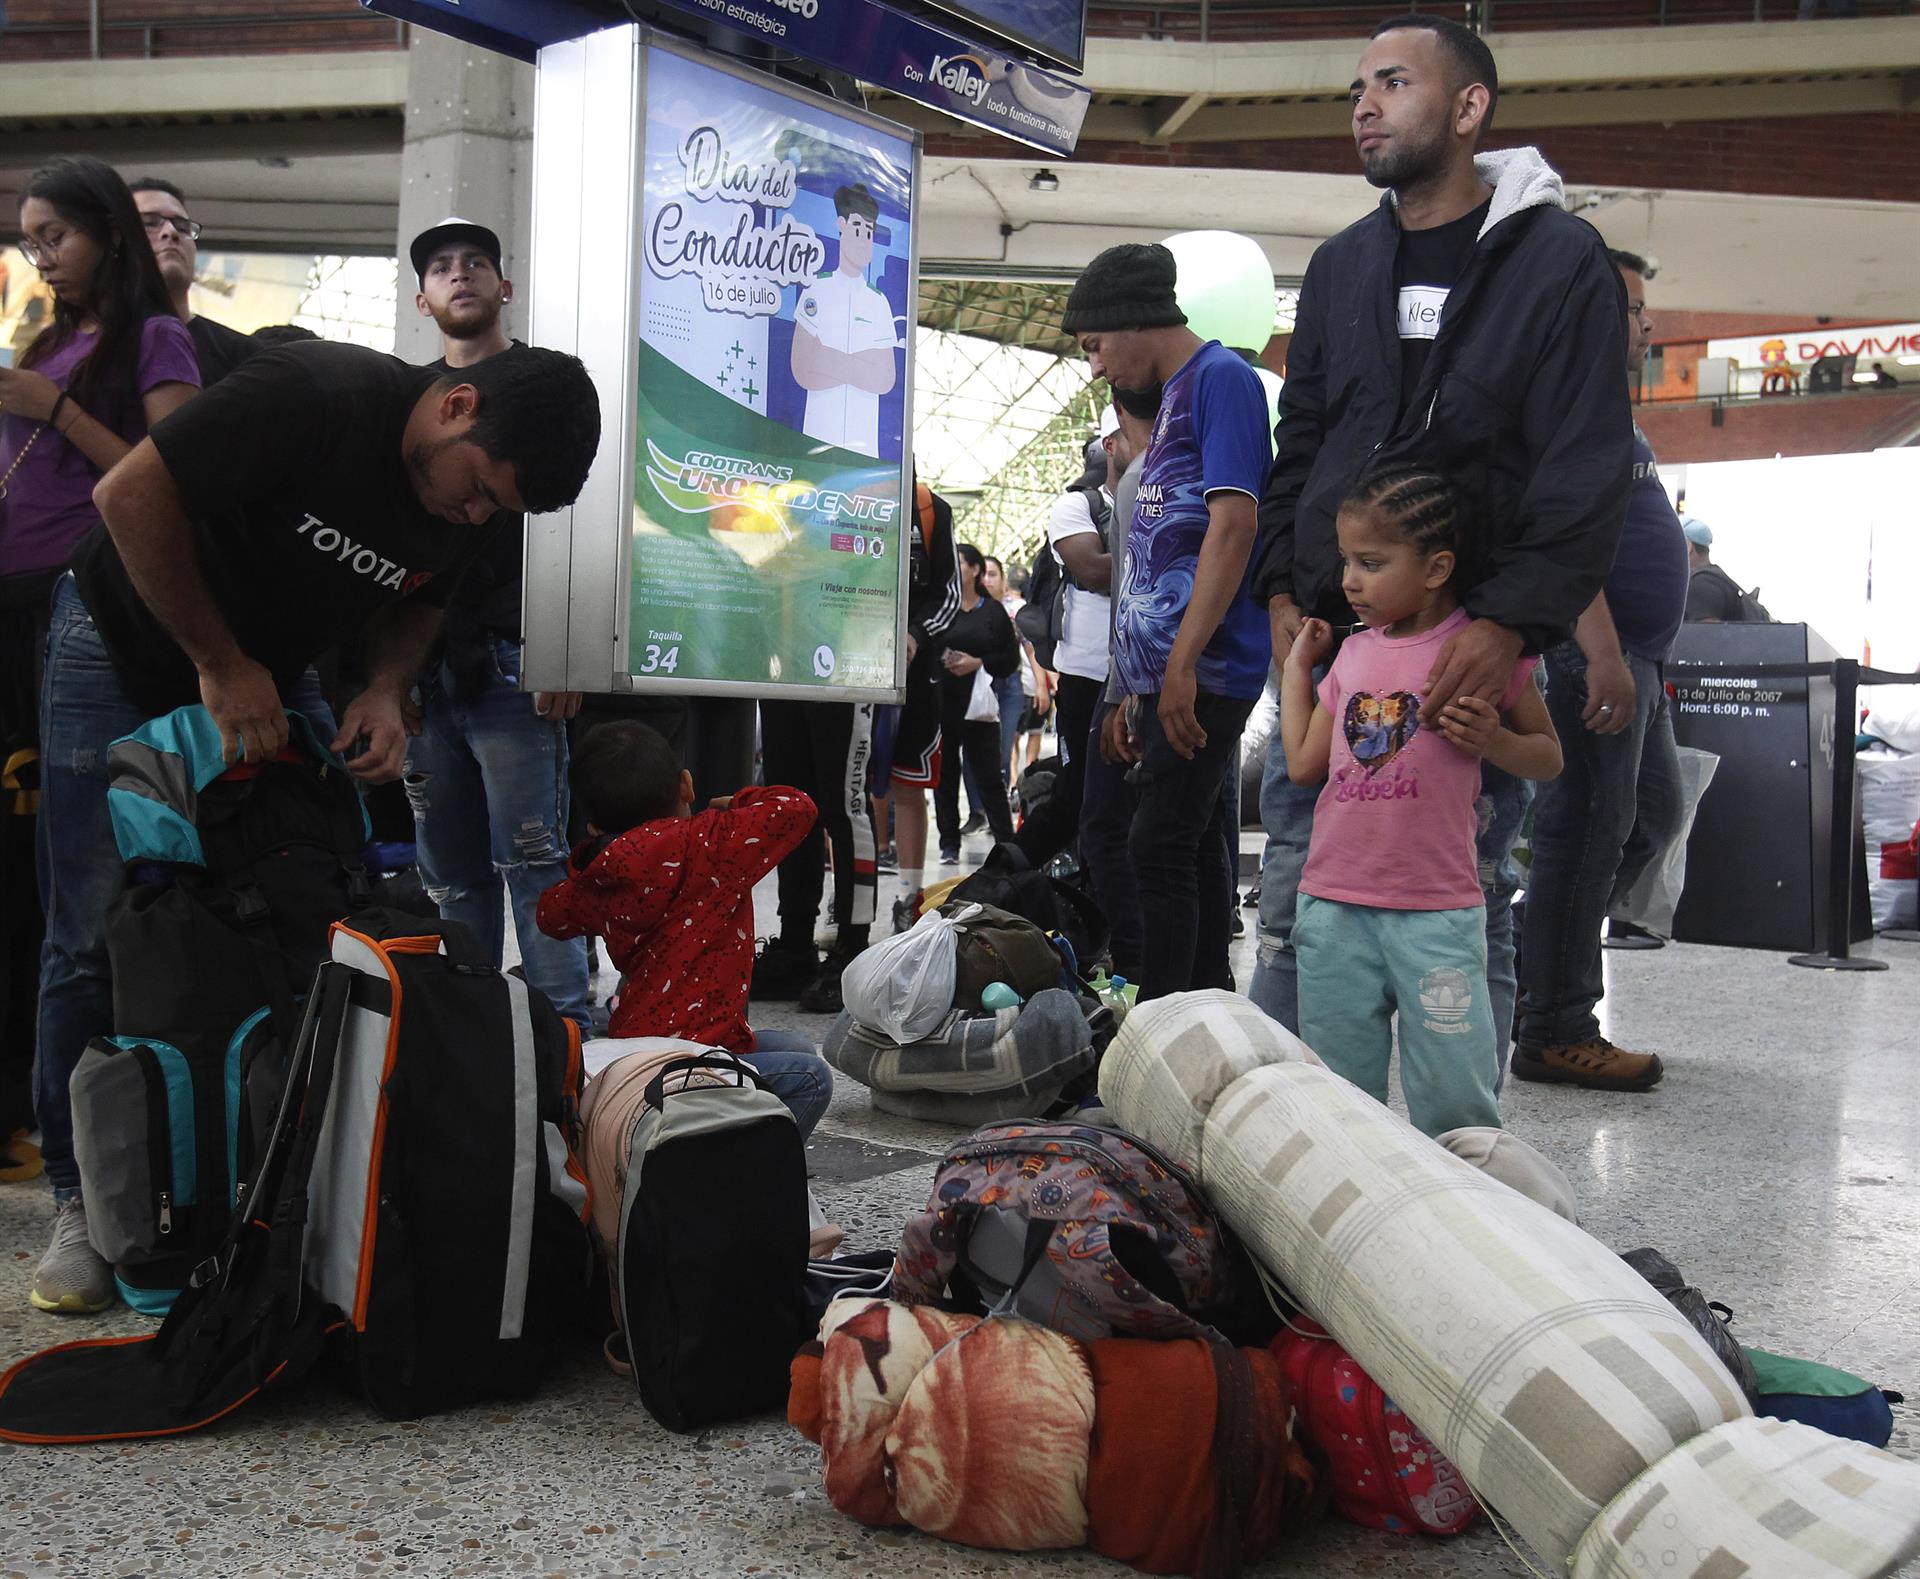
[1397,285,1449,341]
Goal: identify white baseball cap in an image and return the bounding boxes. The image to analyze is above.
[1098,403,1120,439]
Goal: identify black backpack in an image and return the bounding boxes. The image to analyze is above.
[69,707,371,1313]
[951,842,1109,974]
[1017,546,1065,670]
[1017,486,1110,670]
[1697,563,1772,622]
[0,909,595,1443]
[609,1054,812,1431]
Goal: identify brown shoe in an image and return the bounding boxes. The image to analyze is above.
[0,1128,43,1184]
[1511,1036,1663,1092]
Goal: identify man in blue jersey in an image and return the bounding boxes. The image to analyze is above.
[1063,242,1271,1000]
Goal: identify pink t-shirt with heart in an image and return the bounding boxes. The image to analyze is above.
[1300,607,1536,912]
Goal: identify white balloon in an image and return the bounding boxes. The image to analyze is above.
[1164,230,1278,353]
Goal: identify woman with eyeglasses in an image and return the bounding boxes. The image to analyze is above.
[0,156,197,1212]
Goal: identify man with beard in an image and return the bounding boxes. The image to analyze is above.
[31,331,598,1312]
[399,218,591,1031]
[1248,13,1633,1080]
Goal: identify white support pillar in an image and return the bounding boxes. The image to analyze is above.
[393,29,535,362]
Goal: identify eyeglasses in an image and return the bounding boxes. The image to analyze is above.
[15,233,72,269]
[140,213,203,241]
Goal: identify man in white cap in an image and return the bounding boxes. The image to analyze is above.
[400,217,591,1033]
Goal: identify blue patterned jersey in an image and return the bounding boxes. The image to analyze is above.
[1114,340,1273,699]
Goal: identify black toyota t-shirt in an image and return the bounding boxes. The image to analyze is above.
[433,344,525,643]
[72,339,481,712]
[1394,197,1490,413]
[188,314,257,388]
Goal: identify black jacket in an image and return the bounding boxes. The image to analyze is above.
[938,595,1020,714]
[1253,148,1631,654]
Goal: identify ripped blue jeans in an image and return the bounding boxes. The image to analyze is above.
[34,576,334,1196]
[404,638,588,1029]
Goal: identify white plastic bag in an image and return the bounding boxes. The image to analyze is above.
[1609,746,1720,938]
[1859,748,1920,930]
[840,910,959,1043]
[965,666,998,723]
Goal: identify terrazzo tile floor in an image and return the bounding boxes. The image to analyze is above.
[3,829,1916,1577]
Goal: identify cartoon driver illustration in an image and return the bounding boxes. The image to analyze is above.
[789,183,899,459]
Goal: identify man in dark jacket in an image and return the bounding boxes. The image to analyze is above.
[1248,12,1632,1060]
[1512,250,1685,1092]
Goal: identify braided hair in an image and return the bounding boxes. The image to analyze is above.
[1341,465,1479,585]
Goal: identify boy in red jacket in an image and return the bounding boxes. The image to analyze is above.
[537,721,832,1137]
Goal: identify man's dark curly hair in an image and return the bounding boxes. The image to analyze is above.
[571,720,683,834]
[456,347,601,513]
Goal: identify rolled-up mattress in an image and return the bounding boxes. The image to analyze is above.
[1571,1416,1920,1578]
[1100,991,1750,1567]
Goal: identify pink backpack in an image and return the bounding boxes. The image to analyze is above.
[1270,1318,1480,1536]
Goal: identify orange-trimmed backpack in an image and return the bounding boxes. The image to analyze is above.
[0,910,593,1442]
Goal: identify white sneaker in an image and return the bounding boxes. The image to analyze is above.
[30,1198,116,1314]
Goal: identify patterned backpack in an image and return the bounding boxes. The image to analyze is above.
[893,1120,1238,1343]
[1271,1318,1480,1536]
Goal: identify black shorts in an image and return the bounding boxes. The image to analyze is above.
[884,649,943,789]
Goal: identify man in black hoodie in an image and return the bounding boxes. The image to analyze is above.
[1248,13,1632,1076]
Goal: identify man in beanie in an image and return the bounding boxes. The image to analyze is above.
[1064,241,1271,1000]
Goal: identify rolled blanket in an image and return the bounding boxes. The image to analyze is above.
[789,1299,1322,1576]
[888,1316,1095,1551]
[814,1297,980,1528]
[1086,1336,1324,1577]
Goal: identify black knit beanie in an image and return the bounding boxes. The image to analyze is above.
[1061,242,1188,335]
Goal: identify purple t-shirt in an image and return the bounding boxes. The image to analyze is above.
[0,314,199,577]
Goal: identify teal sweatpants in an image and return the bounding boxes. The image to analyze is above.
[1294,892,1502,1137]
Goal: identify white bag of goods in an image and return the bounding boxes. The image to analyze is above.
[839,910,959,1044]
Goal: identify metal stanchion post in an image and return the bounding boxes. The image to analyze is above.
[1790,658,1886,972]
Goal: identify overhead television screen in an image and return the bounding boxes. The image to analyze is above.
[920,0,1088,74]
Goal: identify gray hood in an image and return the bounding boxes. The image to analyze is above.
[1473,146,1566,236]
[1385,145,1566,238]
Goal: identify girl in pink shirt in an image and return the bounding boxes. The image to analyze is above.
[1279,467,1561,1137]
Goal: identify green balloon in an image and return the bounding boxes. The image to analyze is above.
[1166,230,1278,353]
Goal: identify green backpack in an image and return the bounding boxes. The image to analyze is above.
[1743,1346,1902,1449]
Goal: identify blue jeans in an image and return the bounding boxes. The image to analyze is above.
[1250,721,1531,1066]
[1519,645,1683,1051]
[34,576,334,1197]
[995,670,1025,781]
[744,1028,832,1140]
[403,639,589,1030]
